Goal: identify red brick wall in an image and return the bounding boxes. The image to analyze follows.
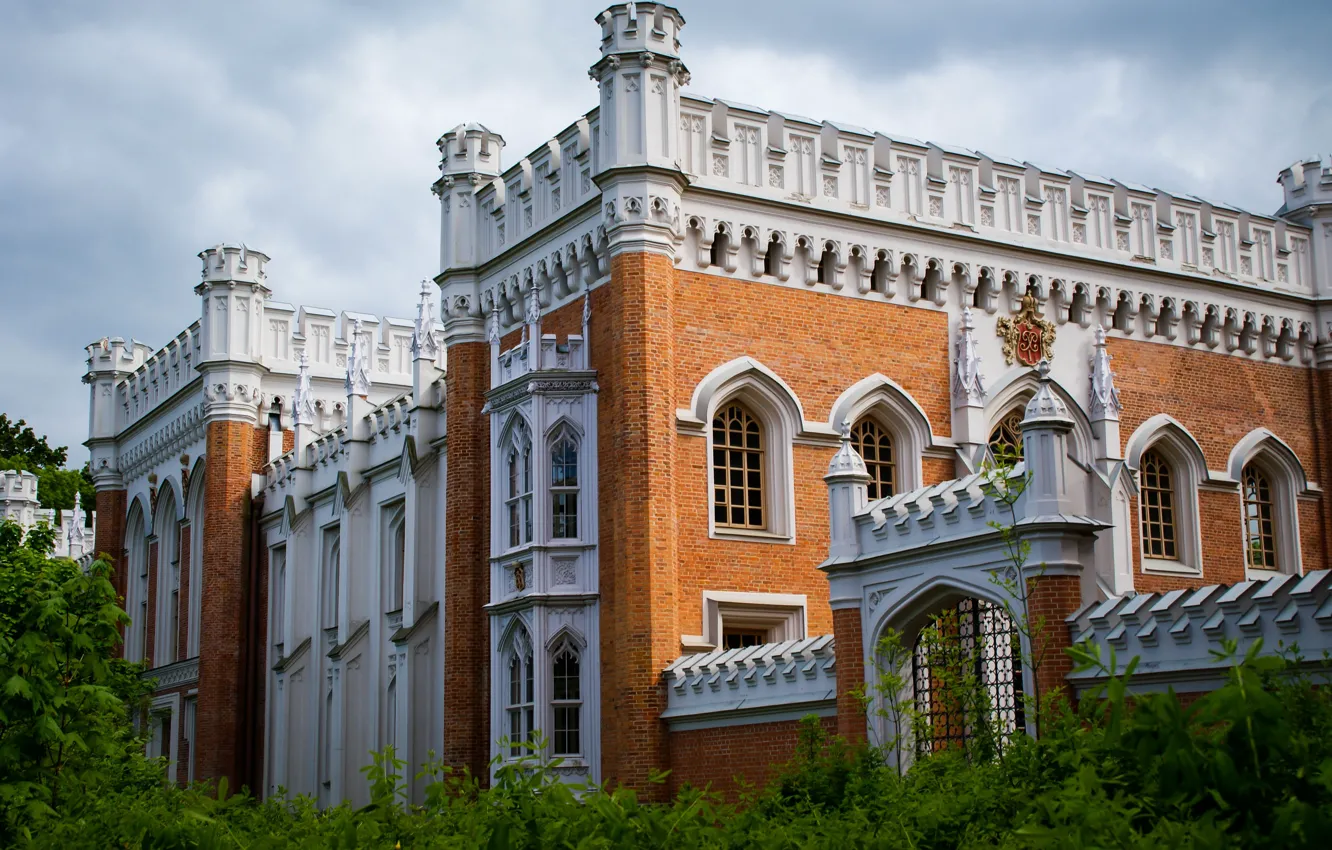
[442,341,492,778]
[93,489,127,610]
[1026,574,1081,711]
[668,715,837,800]
[1112,338,1327,583]
[832,607,866,743]
[592,252,681,797]
[669,272,952,680]
[195,419,259,788]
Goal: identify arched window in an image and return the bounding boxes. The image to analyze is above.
[505,638,534,758]
[1242,464,1277,570]
[322,533,340,631]
[1139,449,1178,560]
[551,643,582,757]
[389,512,406,612]
[852,418,895,500]
[988,410,1025,462]
[712,403,764,529]
[125,507,147,663]
[506,424,533,548]
[551,434,579,539]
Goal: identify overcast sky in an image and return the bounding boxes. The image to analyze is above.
[2,0,1329,462]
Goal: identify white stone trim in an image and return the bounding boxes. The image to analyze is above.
[1227,428,1308,577]
[984,366,1095,465]
[1125,414,1208,575]
[827,374,937,494]
[147,691,182,780]
[681,590,808,652]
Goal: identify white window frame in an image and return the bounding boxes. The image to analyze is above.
[383,503,406,613]
[1125,417,1206,576]
[320,527,340,632]
[549,638,583,759]
[681,591,808,652]
[548,427,580,541]
[1227,430,1307,580]
[270,544,286,650]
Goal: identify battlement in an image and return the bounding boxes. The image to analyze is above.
[1066,570,1332,693]
[675,94,1314,293]
[198,243,269,285]
[595,3,684,63]
[87,244,419,438]
[1278,156,1332,215]
[1,469,38,504]
[661,634,836,728]
[436,123,504,180]
[493,333,588,387]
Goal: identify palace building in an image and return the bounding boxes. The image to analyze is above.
[83,3,1332,802]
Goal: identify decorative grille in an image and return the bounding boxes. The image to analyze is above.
[912,597,1024,754]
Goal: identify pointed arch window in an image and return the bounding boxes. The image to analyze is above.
[988,410,1025,462]
[505,635,535,758]
[1139,449,1178,560]
[322,532,340,631]
[1242,464,1277,570]
[388,509,406,612]
[551,642,582,757]
[551,433,579,539]
[506,423,533,548]
[713,403,765,529]
[852,418,895,500]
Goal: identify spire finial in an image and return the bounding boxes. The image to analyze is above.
[345,318,371,398]
[294,349,315,427]
[526,285,541,327]
[487,307,500,346]
[412,280,439,360]
[1089,323,1122,420]
[951,306,986,407]
[1023,359,1069,421]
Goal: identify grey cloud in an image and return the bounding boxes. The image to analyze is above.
[0,0,1326,457]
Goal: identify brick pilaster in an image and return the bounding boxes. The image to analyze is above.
[93,489,128,610]
[1025,574,1082,720]
[442,341,491,777]
[195,420,259,789]
[831,606,866,744]
[594,252,679,796]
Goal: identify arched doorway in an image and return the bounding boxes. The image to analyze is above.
[910,597,1024,754]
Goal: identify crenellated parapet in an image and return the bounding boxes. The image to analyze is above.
[661,635,837,729]
[1066,570,1332,694]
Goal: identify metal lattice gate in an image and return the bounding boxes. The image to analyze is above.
[912,597,1024,753]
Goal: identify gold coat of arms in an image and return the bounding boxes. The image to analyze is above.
[996,293,1055,366]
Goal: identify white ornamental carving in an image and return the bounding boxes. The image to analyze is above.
[1089,325,1122,420]
[293,350,315,427]
[412,280,439,360]
[345,318,372,398]
[951,307,986,407]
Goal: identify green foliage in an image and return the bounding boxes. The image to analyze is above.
[0,416,66,470]
[10,639,1332,848]
[0,460,97,515]
[0,413,96,513]
[4,509,1331,846]
[0,520,149,843]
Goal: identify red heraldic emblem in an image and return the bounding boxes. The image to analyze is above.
[996,293,1055,366]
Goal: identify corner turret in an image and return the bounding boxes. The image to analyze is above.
[195,243,272,424]
[589,3,690,257]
